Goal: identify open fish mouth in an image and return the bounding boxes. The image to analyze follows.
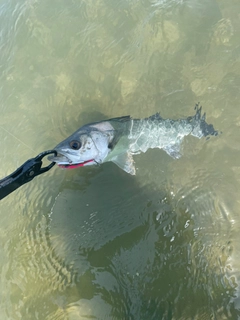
[48,153,95,169]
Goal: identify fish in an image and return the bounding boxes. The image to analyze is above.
[48,104,218,175]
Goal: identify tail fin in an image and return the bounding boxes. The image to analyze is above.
[190,104,218,138]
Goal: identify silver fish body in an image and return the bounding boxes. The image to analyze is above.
[48,105,218,175]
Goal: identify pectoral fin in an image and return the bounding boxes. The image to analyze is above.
[163,143,181,159]
[111,152,136,175]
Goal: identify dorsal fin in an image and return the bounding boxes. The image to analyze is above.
[147,113,162,121]
[107,115,131,123]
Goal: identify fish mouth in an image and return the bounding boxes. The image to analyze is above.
[58,159,95,169]
[48,153,95,169]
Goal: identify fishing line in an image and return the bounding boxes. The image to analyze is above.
[0,125,36,153]
[94,159,100,165]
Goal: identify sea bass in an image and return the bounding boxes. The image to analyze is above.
[48,105,218,175]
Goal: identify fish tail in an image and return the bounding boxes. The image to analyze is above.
[191,103,218,138]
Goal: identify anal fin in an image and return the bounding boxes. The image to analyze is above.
[163,143,182,159]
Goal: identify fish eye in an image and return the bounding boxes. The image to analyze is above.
[69,140,81,150]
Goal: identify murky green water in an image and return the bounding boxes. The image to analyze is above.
[0,0,240,319]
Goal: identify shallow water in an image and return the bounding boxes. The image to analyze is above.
[0,0,240,319]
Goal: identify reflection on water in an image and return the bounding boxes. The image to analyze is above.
[0,0,240,319]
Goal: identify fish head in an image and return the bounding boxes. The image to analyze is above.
[48,121,115,169]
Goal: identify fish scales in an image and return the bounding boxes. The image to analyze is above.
[128,117,193,154]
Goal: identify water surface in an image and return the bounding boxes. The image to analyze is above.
[0,0,240,319]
